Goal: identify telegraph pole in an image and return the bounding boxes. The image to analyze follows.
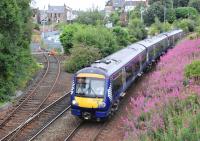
[164,0,166,31]
[140,6,144,22]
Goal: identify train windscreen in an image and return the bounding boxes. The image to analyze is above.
[75,77,105,98]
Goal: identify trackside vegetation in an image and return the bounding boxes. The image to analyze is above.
[0,0,38,102]
[184,60,200,81]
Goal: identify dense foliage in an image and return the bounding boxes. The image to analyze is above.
[75,10,104,26]
[148,18,172,35]
[189,0,200,12]
[185,60,200,79]
[0,0,37,102]
[73,26,119,57]
[175,7,198,19]
[112,26,130,47]
[173,0,190,7]
[128,18,147,42]
[59,24,81,54]
[143,1,164,25]
[65,47,101,73]
[174,19,195,32]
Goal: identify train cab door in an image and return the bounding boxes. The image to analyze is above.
[122,68,126,90]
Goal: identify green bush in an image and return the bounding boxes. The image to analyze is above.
[143,1,164,25]
[112,26,130,47]
[184,60,200,79]
[173,19,195,32]
[73,26,119,57]
[166,9,176,23]
[128,18,147,42]
[148,18,172,36]
[175,7,198,19]
[65,46,102,73]
[60,24,82,54]
[75,10,104,26]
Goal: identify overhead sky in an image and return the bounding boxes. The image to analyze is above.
[32,0,108,10]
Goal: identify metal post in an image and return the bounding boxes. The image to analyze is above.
[140,6,144,22]
[164,0,166,32]
[42,6,45,38]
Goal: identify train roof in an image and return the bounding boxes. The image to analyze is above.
[90,43,146,75]
[164,29,183,36]
[137,33,167,48]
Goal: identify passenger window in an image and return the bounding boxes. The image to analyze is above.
[125,65,133,81]
[112,72,123,94]
[141,53,146,64]
[132,60,140,74]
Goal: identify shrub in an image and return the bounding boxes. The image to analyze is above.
[184,60,200,79]
[75,9,104,26]
[166,8,176,23]
[175,7,198,19]
[128,18,147,42]
[148,18,172,36]
[173,19,195,32]
[112,26,130,47]
[73,26,119,57]
[65,46,101,73]
[143,2,164,25]
[60,24,82,54]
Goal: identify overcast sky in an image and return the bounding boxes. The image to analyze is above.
[32,0,108,10]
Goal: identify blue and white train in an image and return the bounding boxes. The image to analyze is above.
[70,29,184,121]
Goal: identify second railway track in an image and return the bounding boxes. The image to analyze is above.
[0,54,61,140]
[1,93,71,141]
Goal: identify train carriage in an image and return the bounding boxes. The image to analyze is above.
[70,29,183,121]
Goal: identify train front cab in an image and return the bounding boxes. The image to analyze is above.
[71,73,111,121]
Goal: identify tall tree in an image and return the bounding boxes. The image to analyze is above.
[189,0,200,13]
[75,9,104,25]
[143,1,164,25]
[0,0,36,101]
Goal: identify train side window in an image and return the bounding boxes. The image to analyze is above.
[149,47,154,59]
[132,60,140,74]
[125,65,133,81]
[112,72,123,94]
[141,52,147,65]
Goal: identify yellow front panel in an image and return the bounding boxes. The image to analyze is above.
[77,73,105,79]
[75,97,103,108]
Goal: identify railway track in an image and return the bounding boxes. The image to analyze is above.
[0,54,61,140]
[64,121,83,141]
[1,93,71,141]
[64,121,106,141]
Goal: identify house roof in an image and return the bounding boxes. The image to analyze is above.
[125,0,146,6]
[47,6,66,13]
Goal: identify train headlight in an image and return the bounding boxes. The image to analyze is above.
[72,100,78,106]
[98,102,106,108]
